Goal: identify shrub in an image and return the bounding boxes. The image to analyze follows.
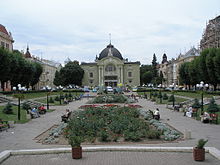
[163,93,168,100]
[49,97,54,103]
[98,129,110,142]
[22,101,31,110]
[168,95,175,102]
[157,91,162,98]
[146,130,161,139]
[3,102,13,114]
[192,98,200,109]
[54,96,60,101]
[207,97,220,113]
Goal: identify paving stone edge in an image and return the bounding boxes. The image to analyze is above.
[0,146,219,164]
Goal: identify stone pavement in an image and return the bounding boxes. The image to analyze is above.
[2,152,220,165]
[137,98,220,149]
[0,97,91,152]
[1,92,220,164]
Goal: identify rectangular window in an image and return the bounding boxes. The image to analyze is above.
[90,72,93,78]
[6,43,9,49]
[1,41,5,48]
[128,72,132,77]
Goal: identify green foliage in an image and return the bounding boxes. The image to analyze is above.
[192,98,200,109]
[66,106,151,143]
[196,139,208,149]
[58,61,84,86]
[157,91,162,98]
[49,97,54,103]
[163,93,168,100]
[168,95,175,102]
[54,96,60,101]
[146,130,161,139]
[0,48,42,90]
[3,102,13,114]
[179,48,220,91]
[207,98,220,113]
[98,129,110,142]
[22,101,31,110]
[91,94,129,103]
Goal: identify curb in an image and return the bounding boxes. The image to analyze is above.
[1,146,220,163]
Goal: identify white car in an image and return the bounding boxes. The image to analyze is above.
[106,86,113,92]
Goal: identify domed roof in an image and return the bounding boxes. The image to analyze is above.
[98,44,123,60]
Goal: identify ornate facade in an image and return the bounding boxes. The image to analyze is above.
[81,43,140,87]
[200,15,220,50]
[158,47,199,87]
[24,47,61,90]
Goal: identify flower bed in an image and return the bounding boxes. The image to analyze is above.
[89,94,135,104]
[126,104,143,108]
[139,109,181,141]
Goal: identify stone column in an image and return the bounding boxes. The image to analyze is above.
[121,65,124,84]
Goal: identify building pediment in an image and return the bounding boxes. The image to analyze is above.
[97,56,124,65]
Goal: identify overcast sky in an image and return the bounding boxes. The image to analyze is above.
[1,0,220,65]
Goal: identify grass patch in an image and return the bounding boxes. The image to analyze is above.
[0,105,29,123]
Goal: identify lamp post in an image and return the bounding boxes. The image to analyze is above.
[196,81,209,114]
[13,84,25,121]
[45,86,51,110]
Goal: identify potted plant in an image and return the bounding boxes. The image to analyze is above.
[193,139,208,161]
[68,134,84,159]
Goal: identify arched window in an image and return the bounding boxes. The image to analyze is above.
[89,72,93,78]
[105,64,116,72]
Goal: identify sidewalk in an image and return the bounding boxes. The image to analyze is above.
[0,94,220,151]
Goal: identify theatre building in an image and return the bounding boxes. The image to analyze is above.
[81,43,140,87]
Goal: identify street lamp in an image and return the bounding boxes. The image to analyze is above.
[13,84,25,121]
[45,86,51,110]
[196,81,209,114]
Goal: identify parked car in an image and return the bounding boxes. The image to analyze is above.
[106,86,113,92]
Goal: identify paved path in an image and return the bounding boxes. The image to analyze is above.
[0,93,220,151]
[137,98,220,148]
[0,97,91,152]
[2,152,220,165]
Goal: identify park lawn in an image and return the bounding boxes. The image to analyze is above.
[34,97,62,106]
[155,97,188,104]
[173,91,213,99]
[0,105,29,123]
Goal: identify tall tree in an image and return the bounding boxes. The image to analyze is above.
[53,70,62,86]
[140,64,152,85]
[30,62,43,89]
[206,48,218,90]
[152,53,158,77]
[0,48,11,90]
[59,61,84,86]
[179,62,191,89]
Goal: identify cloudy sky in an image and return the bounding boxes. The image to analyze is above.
[1,0,219,65]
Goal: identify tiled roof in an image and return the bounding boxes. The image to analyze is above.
[0,24,9,35]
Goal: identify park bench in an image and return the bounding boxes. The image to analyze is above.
[61,111,72,123]
[210,113,218,124]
